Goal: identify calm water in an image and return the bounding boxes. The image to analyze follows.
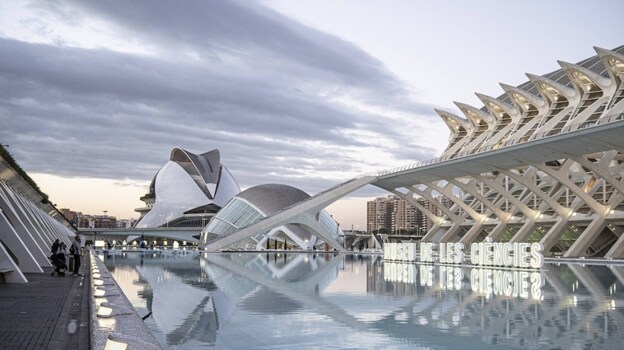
[102,252,624,349]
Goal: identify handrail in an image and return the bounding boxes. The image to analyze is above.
[372,112,624,178]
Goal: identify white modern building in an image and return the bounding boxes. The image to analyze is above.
[200,184,344,251]
[202,45,624,259]
[135,147,240,229]
[400,45,624,258]
[0,153,76,283]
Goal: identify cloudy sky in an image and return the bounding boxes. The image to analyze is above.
[1,0,623,229]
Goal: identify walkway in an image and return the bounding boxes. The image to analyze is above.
[0,261,89,349]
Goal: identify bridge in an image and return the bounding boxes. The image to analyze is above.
[202,115,624,256]
[199,47,624,258]
[78,227,202,243]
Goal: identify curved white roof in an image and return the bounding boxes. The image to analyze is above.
[135,148,240,228]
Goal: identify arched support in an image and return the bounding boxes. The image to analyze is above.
[475,92,520,122]
[533,160,608,216]
[502,168,569,217]
[476,174,540,242]
[558,61,613,96]
[526,73,578,105]
[564,217,607,257]
[409,186,460,242]
[568,151,624,197]
[424,181,484,242]
[500,83,547,115]
[454,102,496,153]
[435,109,473,158]
[448,178,509,245]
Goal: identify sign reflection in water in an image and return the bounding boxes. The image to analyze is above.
[103,252,624,349]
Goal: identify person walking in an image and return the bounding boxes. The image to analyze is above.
[70,236,82,276]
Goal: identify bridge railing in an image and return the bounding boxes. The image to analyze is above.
[371,112,624,178]
[205,112,624,249]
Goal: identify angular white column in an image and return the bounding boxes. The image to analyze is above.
[564,217,608,258]
[18,197,54,245]
[0,210,43,273]
[0,240,27,283]
[0,183,51,255]
[0,188,51,267]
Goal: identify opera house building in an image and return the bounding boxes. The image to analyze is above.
[135,147,240,229]
[133,147,345,250]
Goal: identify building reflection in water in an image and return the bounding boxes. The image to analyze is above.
[104,252,624,349]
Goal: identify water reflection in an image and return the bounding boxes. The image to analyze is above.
[104,252,624,349]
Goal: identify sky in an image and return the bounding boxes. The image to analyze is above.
[1,0,623,230]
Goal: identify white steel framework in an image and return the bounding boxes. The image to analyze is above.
[204,45,624,259]
[0,160,76,282]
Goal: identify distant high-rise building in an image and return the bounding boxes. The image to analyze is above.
[116,218,137,229]
[367,195,434,234]
[367,196,392,233]
[76,213,116,229]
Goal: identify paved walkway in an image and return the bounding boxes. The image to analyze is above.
[0,258,90,349]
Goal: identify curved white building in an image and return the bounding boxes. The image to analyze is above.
[202,45,624,259]
[405,45,624,258]
[200,184,345,251]
[135,147,240,229]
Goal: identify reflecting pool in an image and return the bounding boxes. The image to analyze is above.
[102,252,624,349]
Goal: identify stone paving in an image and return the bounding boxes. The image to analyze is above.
[0,259,89,350]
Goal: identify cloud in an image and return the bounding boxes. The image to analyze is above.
[0,0,440,196]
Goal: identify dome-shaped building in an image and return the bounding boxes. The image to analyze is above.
[200,184,344,251]
[135,147,240,229]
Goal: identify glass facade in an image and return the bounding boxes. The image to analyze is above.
[202,198,265,245]
[201,193,343,250]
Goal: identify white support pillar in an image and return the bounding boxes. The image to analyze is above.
[1,184,51,255]
[38,210,70,245]
[410,186,462,242]
[564,217,608,258]
[534,161,608,216]
[0,240,27,283]
[477,175,540,242]
[19,197,55,245]
[509,218,538,243]
[539,218,570,254]
[502,169,569,217]
[457,222,485,245]
[0,189,51,267]
[427,181,484,243]
[0,210,43,273]
[30,204,61,242]
[605,233,624,259]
